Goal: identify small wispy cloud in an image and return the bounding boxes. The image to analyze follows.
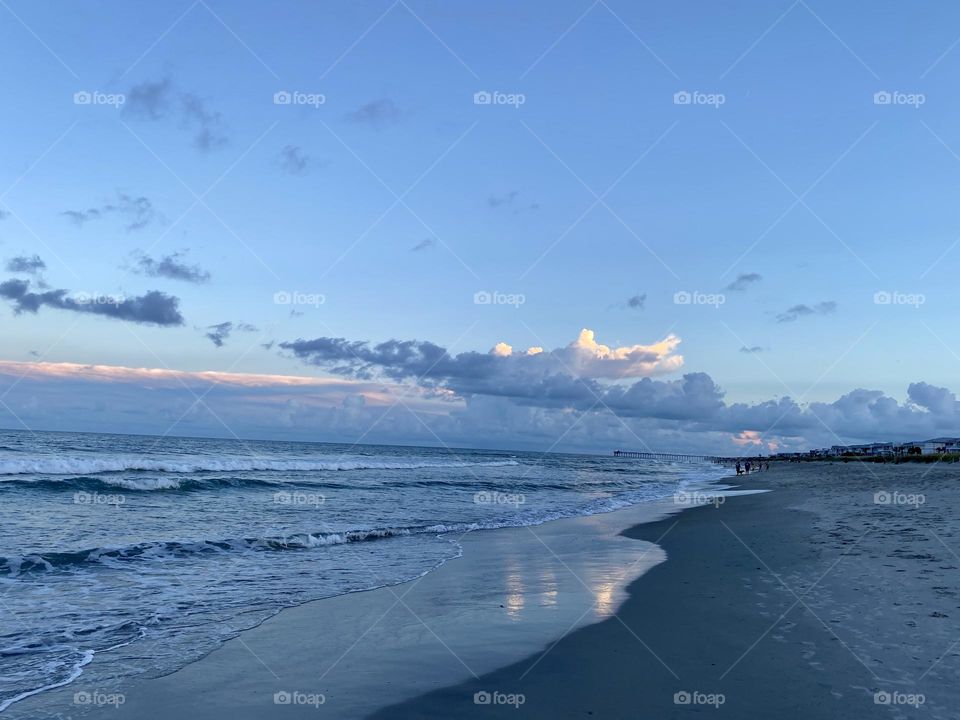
[204,321,258,348]
[62,193,156,231]
[345,99,401,128]
[725,273,762,292]
[626,293,646,310]
[279,145,311,175]
[6,255,46,275]
[411,238,435,252]
[125,77,227,152]
[739,345,764,354]
[776,301,837,323]
[133,251,210,284]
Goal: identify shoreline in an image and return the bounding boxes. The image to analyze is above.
[8,475,726,719]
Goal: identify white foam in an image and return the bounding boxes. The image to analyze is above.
[0,456,519,476]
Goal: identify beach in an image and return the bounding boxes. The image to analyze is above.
[11,461,960,719]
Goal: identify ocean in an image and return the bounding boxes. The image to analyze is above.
[0,430,727,713]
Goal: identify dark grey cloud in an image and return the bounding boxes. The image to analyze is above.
[279,145,310,175]
[627,293,646,310]
[777,301,837,323]
[204,321,258,348]
[345,99,401,128]
[0,278,183,326]
[125,78,226,151]
[62,193,156,231]
[133,251,210,284]
[725,272,762,292]
[739,345,764,354]
[6,255,46,275]
[411,238,435,252]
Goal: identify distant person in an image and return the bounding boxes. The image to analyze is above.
[736,461,743,476]
[745,460,752,474]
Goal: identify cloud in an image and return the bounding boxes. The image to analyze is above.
[725,273,762,292]
[182,93,227,151]
[279,145,310,175]
[204,321,257,348]
[125,78,226,151]
[62,193,156,231]
[488,191,539,212]
[6,255,46,275]
[626,293,646,310]
[125,78,173,120]
[279,329,684,391]
[776,301,837,323]
[133,251,210,284]
[0,209,10,220]
[739,345,764,353]
[411,238,435,252]
[345,99,401,128]
[0,278,183,326]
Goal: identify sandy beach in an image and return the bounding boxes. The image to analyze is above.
[13,461,960,719]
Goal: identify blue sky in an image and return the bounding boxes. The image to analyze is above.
[2,0,960,452]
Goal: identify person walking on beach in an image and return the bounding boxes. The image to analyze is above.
[745,460,752,474]
[736,461,743,475]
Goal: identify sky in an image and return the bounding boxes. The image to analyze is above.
[2,0,960,453]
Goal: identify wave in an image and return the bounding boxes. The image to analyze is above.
[0,457,519,477]
[0,524,481,576]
